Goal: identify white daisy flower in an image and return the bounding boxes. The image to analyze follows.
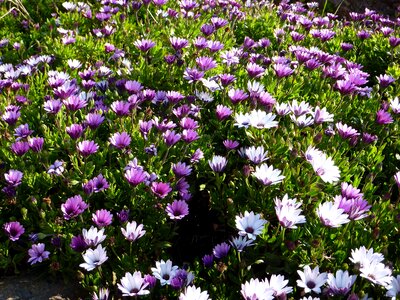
[235,211,267,240]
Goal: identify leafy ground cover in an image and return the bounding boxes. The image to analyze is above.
[0,0,400,299]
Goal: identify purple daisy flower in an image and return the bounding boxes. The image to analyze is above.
[109,132,131,149]
[183,68,204,83]
[213,242,230,259]
[11,141,30,156]
[215,105,232,120]
[14,124,34,140]
[163,130,181,146]
[28,243,50,265]
[376,109,393,125]
[172,162,192,177]
[4,169,23,187]
[85,113,105,129]
[77,140,99,156]
[223,139,239,150]
[151,182,172,199]
[61,195,89,220]
[92,209,113,227]
[166,200,189,220]
[134,39,156,52]
[110,100,130,116]
[28,137,44,152]
[70,235,88,252]
[66,124,84,139]
[202,254,214,267]
[125,168,148,186]
[3,221,25,241]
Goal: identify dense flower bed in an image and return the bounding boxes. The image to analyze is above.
[0,0,399,299]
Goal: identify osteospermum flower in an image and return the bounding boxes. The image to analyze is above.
[349,246,384,268]
[118,271,150,296]
[326,270,357,296]
[235,211,267,240]
[179,286,210,300]
[386,275,400,298]
[208,155,227,172]
[151,259,179,286]
[121,221,145,242]
[241,278,274,300]
[28,243,50,265]
[80,244,108,271]
[92,287,109,300]
[77,140,99,156]
[245,146,268,164]
[109,132,131,149]
[265,274,293,298]
[274,194,306,229]
[252,163,285,186]
[316,201,350,228]
[306,146,340,183]
[4,169,23,187]
[3,221,25,241]
[166,200,189,220]
[61,195,88,220]
[297,265,327,294]
[360,259,392,286]
[249,110,279,129]
[82,226,106,247]
[151,182,172,199]
[229,236,255,252]
[213,242,230,259]
[92,209,113,227]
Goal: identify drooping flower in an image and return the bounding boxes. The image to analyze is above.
[235,211,267,240]
[66,124,84,139]
[117,271,150,297]
[80,244,108,271]
[28,243,50,265]
[121,221,145,242]
[297,265,327,294]
[70,235,88,252]
[376,109,393,125]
